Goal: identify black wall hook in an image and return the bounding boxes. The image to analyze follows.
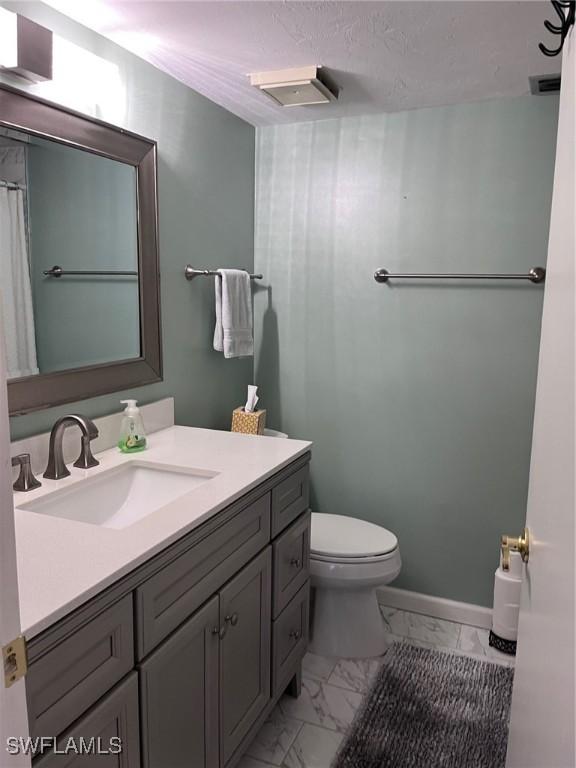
[539,0,575,56]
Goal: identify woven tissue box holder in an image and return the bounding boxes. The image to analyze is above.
[231,407,267,435]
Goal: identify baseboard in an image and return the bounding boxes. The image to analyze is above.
[376,586,492,630]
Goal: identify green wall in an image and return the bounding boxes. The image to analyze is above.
[1,2,560,608]
[3,1,255,439]
[254,96,559,606]
[28,137,140,373]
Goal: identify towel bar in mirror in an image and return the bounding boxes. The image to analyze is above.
[0,85,162,415]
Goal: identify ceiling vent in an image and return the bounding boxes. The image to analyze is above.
[529,74,561,94]
[249,66,338,107]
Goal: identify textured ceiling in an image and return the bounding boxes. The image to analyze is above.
[44,1,560,125]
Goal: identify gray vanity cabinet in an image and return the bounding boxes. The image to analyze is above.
[26,453,311,768]
[139,597,220,768]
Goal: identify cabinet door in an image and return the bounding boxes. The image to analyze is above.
[219,548,272,766]
[34,673,140,768]
[139,596,219,768]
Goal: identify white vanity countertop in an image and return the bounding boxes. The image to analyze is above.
[14,426,312,639]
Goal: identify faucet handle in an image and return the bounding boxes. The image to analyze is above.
[73,435,100,470]
[12,454,42,492]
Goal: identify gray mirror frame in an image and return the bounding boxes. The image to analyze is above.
[0,84,162,415]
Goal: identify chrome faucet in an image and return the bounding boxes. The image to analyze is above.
[44,415,100,480]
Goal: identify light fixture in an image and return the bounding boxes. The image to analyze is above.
[249,66,338,107]
[0,8,18,69]
[0,10,52,82]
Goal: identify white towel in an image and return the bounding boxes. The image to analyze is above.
[213,269,254,358]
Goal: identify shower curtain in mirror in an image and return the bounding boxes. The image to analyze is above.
[0,185,38,378]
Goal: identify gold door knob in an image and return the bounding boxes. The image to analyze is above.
[501,527,530,571]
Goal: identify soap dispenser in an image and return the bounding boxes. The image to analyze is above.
[118,400,147,453]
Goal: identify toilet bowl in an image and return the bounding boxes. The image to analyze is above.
[309,513,401,658]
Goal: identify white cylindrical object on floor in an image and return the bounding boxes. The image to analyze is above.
[492,550,522,641]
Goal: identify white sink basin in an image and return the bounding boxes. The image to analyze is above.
[16,461,219,529]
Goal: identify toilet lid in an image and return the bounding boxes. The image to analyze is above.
[310,513,398,559]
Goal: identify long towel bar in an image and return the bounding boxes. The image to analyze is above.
[44,265,137,278]
[185,265,263,281]
[374,267,546,284]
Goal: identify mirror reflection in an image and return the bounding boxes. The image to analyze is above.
[0,128,140,381]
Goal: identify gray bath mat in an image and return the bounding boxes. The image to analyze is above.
[333,643,514,768]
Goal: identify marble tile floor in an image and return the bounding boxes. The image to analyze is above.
[238,605,514,768]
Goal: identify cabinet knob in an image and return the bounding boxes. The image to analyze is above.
[290,558,301,568]
[225,613,239,627]
[212,625,227,639]
[289,630,301,641]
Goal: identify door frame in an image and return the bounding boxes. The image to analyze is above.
[0,323,31,765]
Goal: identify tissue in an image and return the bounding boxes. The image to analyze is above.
[245,385,259,413]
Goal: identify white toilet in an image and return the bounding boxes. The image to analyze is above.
[309,513,401,659]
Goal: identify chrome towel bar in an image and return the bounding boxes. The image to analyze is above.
[374,267,546,284]
[44,265,137,278]
[185,265,263,281]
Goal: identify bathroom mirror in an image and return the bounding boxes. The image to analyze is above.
[0,85,162,415]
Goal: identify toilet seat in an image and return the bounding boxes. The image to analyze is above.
[310,551,402,587]
[310,513,398,562]
[311,551,398,565]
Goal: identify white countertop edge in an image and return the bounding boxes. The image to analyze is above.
[17,426,312,639]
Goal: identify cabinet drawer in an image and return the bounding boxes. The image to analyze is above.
[34,673,140,767]
[136,493,271,658]
[272,581,310,697]
[272,511,311,618]
[27,595,134,741]
[271,465,310,537]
